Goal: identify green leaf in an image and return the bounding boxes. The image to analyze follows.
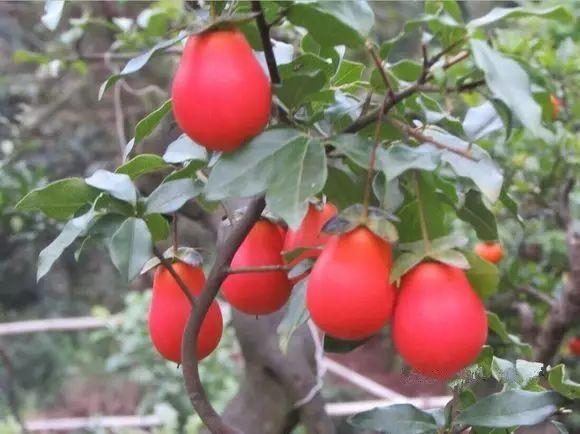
[37,208,95,280]
[390,60,423,82]
[456,190,498,241]
[325,91,363,129]
[430,249,470,269]
[397,173,449,243]
[116,154,167,180]
[85,170,137,206]
[205,128,303,200]
[331,134,374,168]
[548,364,580,400]
[287,1,374,48]
[98,34,186,100]
[277,279,310,354]
[390,252,425,283]
[455,390,561,428]
[279,53,336,79]
[366,207,399,243]
[323,161,365,210]
[109,217,152,282]
[145,179,202,215]
[41,0,65,31]
[164,160,204,182]
[487,311,533,357]
[379,144,441,182]
[464,252,499,299]
[515,360,544,389]
[423,126,504,203]
[287,259,315,280]
[16,178,98,220]
[348,403,439,434]
[467,5,573,29]
[162,134,207,164]
[500,186,524,226]
[266,138,327,229]
[463,101,504,141]
[134,99,172,144]
[145,214,170,242]
[373,174,404,213]
[13,50,51,65]
[332,60,365,87]
[470,40,553,143]
[276,70,327,109]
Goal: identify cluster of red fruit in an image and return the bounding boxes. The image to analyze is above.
[149,201,495,380]
[147,29,496,379]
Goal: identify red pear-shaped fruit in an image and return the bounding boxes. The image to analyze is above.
[149,262,223,363]
[568,337,580,356]
[393,262,487,380]
[283,202,338,265]
[550,94,561,120]
[307,227,395,340]
[171,29,271,152]
[474,242,504,264]
[222,220,291,315]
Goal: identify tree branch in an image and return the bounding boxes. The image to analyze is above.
[179,5,285,432]
[343,43,473,135]
[517,286,555,307]
[251,1,281,85]
[181,196,266,434]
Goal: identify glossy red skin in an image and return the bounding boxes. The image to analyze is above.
[551,94,561,120]
[149,263,223,363]
[568,337,580,356]
[171,29,271,152]
[307,227,395,341]
[393,262,488,380]
[222,220,291,315]
[283,203,338,265]
[474,242,504,264]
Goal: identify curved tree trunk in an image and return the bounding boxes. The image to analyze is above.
[221,311,335,434]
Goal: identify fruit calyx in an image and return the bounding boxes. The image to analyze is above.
[322,204,398,244]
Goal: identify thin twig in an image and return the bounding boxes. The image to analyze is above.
[113,83,126,155]
[152,246,195,305]
[362,94,390,220]
[518,287,555,306]
[389,118,477,161]
[172,213,178,252]
[366,41,396,101]
[226,264,291,274]
[413,171,431,253]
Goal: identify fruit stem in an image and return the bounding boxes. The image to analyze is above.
[226,264,291,274]
[209,0,217,20]
[152,246,195,305]
[413,171,431,254]
[362,93,390,222]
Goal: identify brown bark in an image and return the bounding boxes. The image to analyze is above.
[221,311,335,434]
